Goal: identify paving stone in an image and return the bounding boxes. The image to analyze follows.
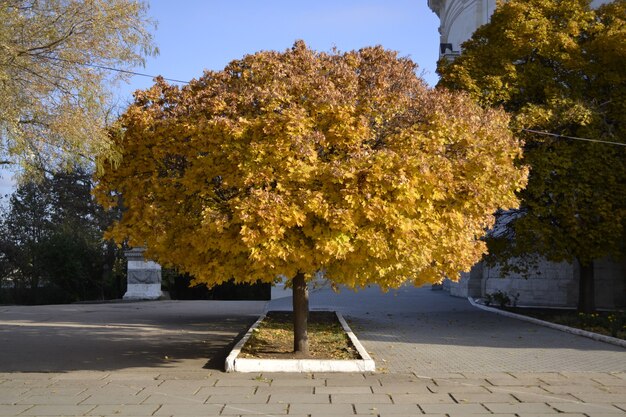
[432,378,490,386]
[325,378,374,387]
[0,405,32,416]
[487,377,543,386]
[0,388,29,404]
[484,402,558,414]
[20,404,95,415]
[47,380,108,388]
[592,376,626,386]
[315,386,372,394]
[287,402,353,415]
[614,403,626,411]
[255,386,314,395]
[309,414,358,417]
[214,378,270,387]
[378,374,431,383]
[379,414,445,417]
[85,404,160,416]
[142,392,209,404]
[354,403,421,414]
[0,380,53,388]
[105,373,161,381]
[419,403,490,414]
[542,384,612,394]
[221,403,288,415]
[605,386,626,394]
[206,394,270,404]
[511,392,580,403]
[105,380,163,389]
[391,393,455,404]
[462,372,517,380]
[82,386,145,396]
[314,373,366,380]
[155,371,214,380]
[154,404,223,415]
[196,386,256,396]
[52,372,107,381]
[371,383,432,394]
[16,395,90,405]
[79,393,150,405]
[550,402,625,413]
[269,378,324,387]
[516,414,586,417]
[451,393,517,403]
[509,372,567,380]
[428,384,491,394]
[584,414,626,417]
[155,379,216,390]
[22,387,86,397]
[573,393,626,403]
[449,414,516,417]
[242,415,307,417]
[488,386,553,395]
[331,393,392,404]
[267,393,328,404]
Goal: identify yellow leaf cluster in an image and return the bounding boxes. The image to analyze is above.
[95,41,527,289]
[0,0,156,175]
[438,0,626,266]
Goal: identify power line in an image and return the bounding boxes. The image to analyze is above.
[36,55,190,84]
[523,129,626,147]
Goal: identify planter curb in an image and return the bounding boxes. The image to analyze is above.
[468,297,626,349]
[225,310,375,372]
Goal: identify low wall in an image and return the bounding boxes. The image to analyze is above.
[447,257,625,309]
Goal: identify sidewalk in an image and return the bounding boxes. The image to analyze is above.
[0,287,624,416]
[271,285,626,374]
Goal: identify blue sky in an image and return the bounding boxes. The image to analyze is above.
[1,1,441,196]
[115,0,441,103]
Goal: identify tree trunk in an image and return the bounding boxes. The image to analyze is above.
[577,259,595,313]
[292,271,309,355]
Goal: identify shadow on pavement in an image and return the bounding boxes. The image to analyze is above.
[0,300,265,372]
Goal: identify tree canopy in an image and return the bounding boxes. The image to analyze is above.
[0,168,125,304]
[438,0,626,310]
[96,41,526,291]
[0,0,157,175]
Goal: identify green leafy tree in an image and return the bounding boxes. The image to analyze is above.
[0,0,157,175]
[0,168,125,303]
[438,0,626,312]
[96,42,527,354]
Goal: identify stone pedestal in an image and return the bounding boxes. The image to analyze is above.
[123,248,163,300]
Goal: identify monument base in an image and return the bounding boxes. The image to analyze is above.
[123,284,163,301]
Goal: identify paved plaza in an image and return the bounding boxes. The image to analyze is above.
[0,286,624,416]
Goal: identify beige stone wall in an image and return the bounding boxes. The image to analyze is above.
[428,0,612,59]
[449,258,625,309]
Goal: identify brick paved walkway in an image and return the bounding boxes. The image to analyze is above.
[1,370,625,416]
[271,285,626,374]
[0,286,624,416]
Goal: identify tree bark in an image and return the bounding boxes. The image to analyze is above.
[577,259,595,313]
[292,271,309,355]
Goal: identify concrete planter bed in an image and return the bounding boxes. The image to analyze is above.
[225,310,375,373]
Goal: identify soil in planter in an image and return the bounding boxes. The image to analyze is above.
[239,311,360,360]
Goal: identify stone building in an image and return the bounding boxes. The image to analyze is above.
[427,0,625,308]
[428,0,610,59]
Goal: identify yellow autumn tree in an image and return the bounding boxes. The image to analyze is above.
[438,0,626,312]
[95,42,527,354]
[0,0,157,176]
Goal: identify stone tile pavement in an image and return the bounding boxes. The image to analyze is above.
[0,286,624,416]
[1,370,625,416]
